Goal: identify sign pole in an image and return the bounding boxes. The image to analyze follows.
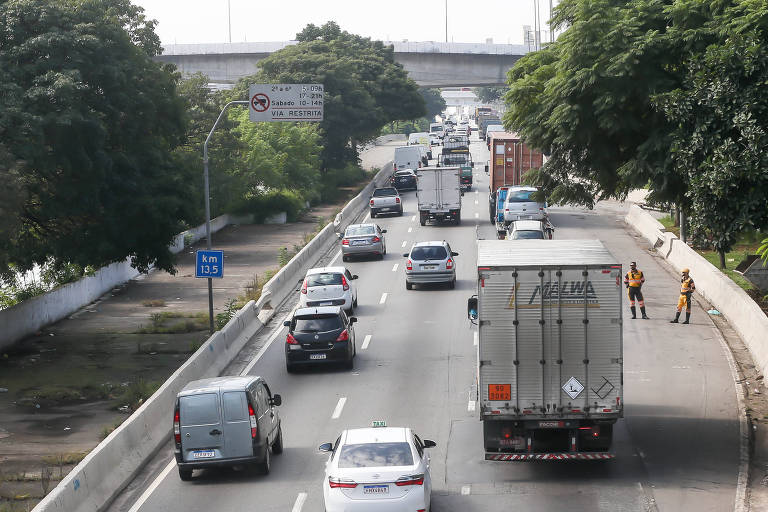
[202,100,248,333]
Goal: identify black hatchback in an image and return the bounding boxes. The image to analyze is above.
[284,306,357,373]
[391,169,417,191]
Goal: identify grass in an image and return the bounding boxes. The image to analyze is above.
[136,311,208,334]
[112,379,160,411]
[41,452,87,467]
[141,299,165,307]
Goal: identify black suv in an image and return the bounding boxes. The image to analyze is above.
[284,306,357,372]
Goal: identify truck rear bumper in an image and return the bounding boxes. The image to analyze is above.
[486,452,615,461]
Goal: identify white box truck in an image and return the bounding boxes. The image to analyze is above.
[416,166,462,225]
[467,240,623,460]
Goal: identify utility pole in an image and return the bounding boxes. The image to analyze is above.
[445,0,448,43]
[227,0,232,43]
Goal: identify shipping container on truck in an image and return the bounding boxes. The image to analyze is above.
[416,166,462,225]
[467,240,623,460]
[486,132,544,229]
[478,116,501,138]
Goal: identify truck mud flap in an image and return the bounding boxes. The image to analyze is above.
[485,452,615,461]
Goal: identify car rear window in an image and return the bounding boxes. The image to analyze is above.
[410,246,447,261]
[506,190,537,203]
[306,272,342,287]
[373,188,398,197]
[346,225,375,237]
[442,155,470,166]
[338,442,414,468]
[394,171,414,177]
[294,315,342,332]
[179,393,219,426]
[513,230,545,240]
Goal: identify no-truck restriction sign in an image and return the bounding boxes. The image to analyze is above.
[249,84,324,122]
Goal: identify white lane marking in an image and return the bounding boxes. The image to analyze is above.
[127,459,176,512]
[408,227,413,233]
[411,215,416,221]
[473,332,479,346]
[379,293,388,304]
[474,212,479,218]
[474,190,479,195]
[362,334,372,350]
[329,249,342,266]
[475,200,479,205]
[291,492,308,512]
[461,485,471,495]
[241,307,297,376]
[468,400,476,412]
[364,212,371,221]
[392,263,399,272]
[401,240,407,248]
[332,397,347,419]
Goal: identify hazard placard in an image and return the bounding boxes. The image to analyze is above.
[562,376,584,399]
[248,84,323,122]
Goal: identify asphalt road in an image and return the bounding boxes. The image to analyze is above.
[111,136,741,512]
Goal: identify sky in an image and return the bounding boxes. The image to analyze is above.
[132,0,556,47]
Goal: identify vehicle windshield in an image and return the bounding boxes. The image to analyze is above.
[430,126,443,132]
[506,190,537,203]
[513,230,545,240]
[410,246,448,261]
[373,188,398,197]
[345,225,375,237]
[306,273,343,287]
[294,315,342,332]
[337,442,414,468]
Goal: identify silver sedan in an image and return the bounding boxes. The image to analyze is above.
[340,223,387,261]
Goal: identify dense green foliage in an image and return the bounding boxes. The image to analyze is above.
[419,88,446,121]
[232,22,425,170]
[474,87,506,104]
[504,0,768,266]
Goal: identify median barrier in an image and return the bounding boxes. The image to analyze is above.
[625,206,768,383]
[33,163,392,512]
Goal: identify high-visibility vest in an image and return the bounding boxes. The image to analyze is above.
[624,270,644,287]
[680,277,694,293]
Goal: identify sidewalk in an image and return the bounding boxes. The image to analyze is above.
[0,139,400,508]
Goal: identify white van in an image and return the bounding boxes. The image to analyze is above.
[393,145,423,173]
[408,132,432,160]
[429,122,445,140]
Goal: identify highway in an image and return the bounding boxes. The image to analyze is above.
[110,136,741,512]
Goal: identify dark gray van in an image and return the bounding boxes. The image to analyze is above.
[173,376,283,480]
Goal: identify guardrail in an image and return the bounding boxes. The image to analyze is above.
[33,164,392,512]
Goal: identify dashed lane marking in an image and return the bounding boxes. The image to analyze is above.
[474,213,479,218]
[291,492,308,512]
[401,241,407,248]
[379,293,388,304]
[468,401,476,412]
[331,397,347,419]
[408,227,413,233]
[392,263,399,272]
[362,334,372,350]
[461,485,471,495]
[411,215,416,221]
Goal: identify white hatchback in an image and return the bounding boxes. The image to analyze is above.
[503,186,547,225]
[299,267,358,313]
[320,426,436,512]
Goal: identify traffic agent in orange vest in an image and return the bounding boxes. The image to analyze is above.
[671,268,696,324]
[624,261,648,319]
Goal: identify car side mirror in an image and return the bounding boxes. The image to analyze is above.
[402,253,409,257]
[283,320,291,327]
[270,394,282,407]
[381,229,387,233]
[336,232,343,239]
[451,252,459,256]
[423,439,437,448]
[318,442,333,453]
[351,275,358,280]
[350,317,357,323]
[467,297,478,320]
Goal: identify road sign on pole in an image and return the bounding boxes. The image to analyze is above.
[195,250,224,279]
[249,84,324,122]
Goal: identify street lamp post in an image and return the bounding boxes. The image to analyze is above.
[202,100,248,333]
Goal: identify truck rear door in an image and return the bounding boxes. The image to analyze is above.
[417,170,439,209]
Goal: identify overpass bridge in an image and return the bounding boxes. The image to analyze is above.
[155,41,528,88]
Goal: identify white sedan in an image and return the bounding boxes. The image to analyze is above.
[299,266,358,314]
[320,425,436,512]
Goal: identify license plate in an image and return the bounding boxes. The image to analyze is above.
[319,301,333,306]
[352,240,367,245]
[380,207,390,211]
[363,485,389,495]
[421,265,437,270]
[192,450,215,459]
[310,354,327,360]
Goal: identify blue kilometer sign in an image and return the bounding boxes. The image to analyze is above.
[195,250,224,279]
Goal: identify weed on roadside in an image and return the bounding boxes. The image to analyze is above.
[141,299,165,307]
[137,312,207,334]
[113,379,160,411]
[215,299,239,330]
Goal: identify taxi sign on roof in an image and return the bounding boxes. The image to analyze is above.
[371,420,387,427]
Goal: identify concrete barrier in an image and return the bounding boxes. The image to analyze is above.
[625,205,768,381]
[33,165,392,512]
[0,213,253,351]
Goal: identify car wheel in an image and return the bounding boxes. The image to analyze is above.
[398,208,403,216]
[344,355,354,370]
[347,305,354,315]
[342,255,348,262]
[371,210,377,218]
[378,252,384,260]
[271,425,284,455]
[406,281,413,290]
[448,278,456,289]
[353,296,358,307]
[178,468,193,481]
[286,361,296,374]
[258,444,271,475]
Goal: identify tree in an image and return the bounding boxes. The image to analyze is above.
[231,22,425,170]
[419,88,446,121]
[0,0,192,278]
[474,87,505,104]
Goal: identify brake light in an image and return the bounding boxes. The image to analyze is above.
[286,333,299,345]
[248,403,257,439]
[406,259,412,271]
[371,236,380,243]
[173,409,181,445]
[446,258,453,270]
[341,275,349,291]
[329,477,358,488]
[395,197,400,203]
[336,329,349,342]
[370,199,375,206]
[301,278,308,294]
[395,474,425,486]
[342,238,349,245]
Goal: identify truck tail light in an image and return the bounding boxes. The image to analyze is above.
[336,329,349,342]
[329,477,358,488]
[301,278,308,294]
[286,333,299,345]
[395,474,425,486]
[406,259,412,271]
[248,403,258,438]
[341,275,349,291]
[173,409,181,445]
[446,258,454,270]
[342,238,349,245]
